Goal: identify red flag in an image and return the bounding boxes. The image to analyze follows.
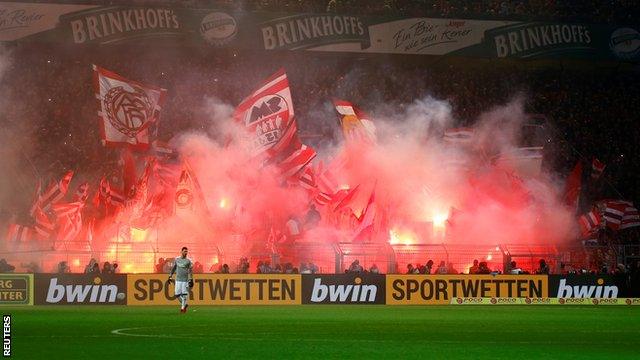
[6,223,33,242]
[121,148,138,198]
[93,65,167,150]
[564,162,582,212]
[352,187,377,241]
[234,69,295,156]
[73,183,90,203]
[591,158,606,179]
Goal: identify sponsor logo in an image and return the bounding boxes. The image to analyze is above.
[302,274,385,304]
[260,14,369,51]
[0,275,32,305]
[555,278,618,298]
[128,274,300,305]
[609,27,640,60]
[35,274,126,305]
[200,12,236,45]
[310,277,376,303]
[525,297,552,305]
[387,275,547,305]
[0,8,43,32]
[561,298,588,304]
[63,7,181,44]
[487,23,593,58]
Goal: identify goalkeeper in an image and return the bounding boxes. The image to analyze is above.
[167,247,194,313]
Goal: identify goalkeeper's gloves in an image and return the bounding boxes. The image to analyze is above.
[188,279,194,288]
[166,277,174,284]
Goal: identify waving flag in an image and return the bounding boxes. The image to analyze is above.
[234,69,295,156]
[94,65,167,150]
[278,144,316,178]
[37,170,74,212]
[6,223,33,243]
[443,128,474,144]
[563,162,582,213]
[334,100,376,145]
[579,210,600,236]
[602,200,629,230]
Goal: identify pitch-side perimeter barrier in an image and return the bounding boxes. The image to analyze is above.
[4,274,639,305]
[127,274,301,305]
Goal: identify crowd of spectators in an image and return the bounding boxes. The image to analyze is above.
[82,258,119,274]
[2,43,638,219]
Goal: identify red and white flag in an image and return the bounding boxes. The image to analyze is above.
[602,200,629,230]
[94,65,167,150]
[621,204,640,230]
[278,144,316,178]
[579,210,600,236]
[334,100,376,145]
[37,170,74,212]
[33,205,55,240]
[297,166,316,191]
[234,69,295,156]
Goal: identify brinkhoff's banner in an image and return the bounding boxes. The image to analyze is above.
[127,274,301,305]
[386,275,548,305]
[0,2,637,62]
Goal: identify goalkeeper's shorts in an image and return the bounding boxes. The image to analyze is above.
[175,281,189,296]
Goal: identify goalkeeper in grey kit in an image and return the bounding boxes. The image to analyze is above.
[167,247,194,313]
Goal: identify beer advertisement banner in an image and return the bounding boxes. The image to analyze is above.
[127,274,301,305]
[386,275,548,305]
[301,274,386,304]
[0,274,33,306]
[34,274,127,305]
[0,2,637,62]
[548,275,632,299]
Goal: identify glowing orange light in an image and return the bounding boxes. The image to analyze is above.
[339,184,350,190]
[486,254,493,261]
[219,198,227,208]
[432,213,448,229]
[72,259,80,267]
[389,229,416,245]
[130,228,148,242]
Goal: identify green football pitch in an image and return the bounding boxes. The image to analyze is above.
[6,305,640,359]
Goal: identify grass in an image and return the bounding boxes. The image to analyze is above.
[7,305,640,359]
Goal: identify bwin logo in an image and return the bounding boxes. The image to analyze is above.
[310,277,377,303]
[557,278,618,298]
[46,277,125,303]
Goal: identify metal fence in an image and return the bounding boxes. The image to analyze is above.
[1,241,638,274]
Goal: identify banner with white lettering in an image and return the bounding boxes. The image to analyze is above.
[0,2,638,62]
